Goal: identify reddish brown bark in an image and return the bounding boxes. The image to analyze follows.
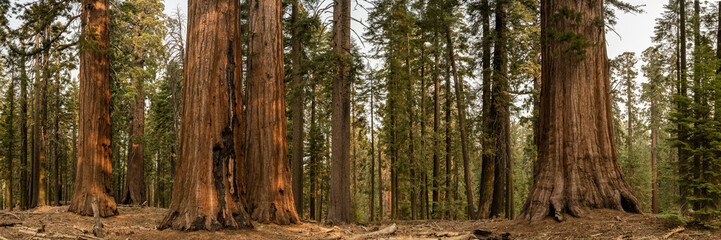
[290,0,304,218]
[69,0,117,217]
[158,0,250,230]
[520,0,642,221]
[245,0,299,225]
[122,52,146,205]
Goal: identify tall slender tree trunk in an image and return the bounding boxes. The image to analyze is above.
[351,88,358,222]
[6,64,15,210]
[69,0,118,217]
[691,0,702,210]
[309,93,318,221]
[651,97,658,214]
[159,0,250,230]
[54,58,61,206]
[446,25,476,220]
[626,59,634,181]
[678,0,690,211]
[432,33,441,218]
[378,137,383,221]
[420,45,429,220]
[519,0,642,221]
[246,0,300,225]
[20,54,28,210]
[444,64,452,219]
[122,46,147,205]
[290,0,305,219]
[70,115,77,200]
[713,1,721,210]
[369,77,375,221]
[478,0,494,219]
[41,39,49,205]
[30,34,42,208]
[490,0,509,219]
[407,35,417,221]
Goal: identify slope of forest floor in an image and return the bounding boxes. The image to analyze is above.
[0,206,718,239]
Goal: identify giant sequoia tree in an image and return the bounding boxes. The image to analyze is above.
[158,0,251,230]
[245,0,299,225]
[69,0,118,217]
[519,0,642,221]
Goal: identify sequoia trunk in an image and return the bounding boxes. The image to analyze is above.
[245,0,300,225]
[122,52,147,205]
[69,0,118,217]
[158,0,250,230]
[519,0,642,221]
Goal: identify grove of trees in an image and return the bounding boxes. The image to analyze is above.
[0,0,719,231]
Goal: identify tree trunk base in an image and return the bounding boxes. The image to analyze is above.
[249,202,299,225]
[519,163,642,222]
[159,207,252,231]
[68,193,118,218]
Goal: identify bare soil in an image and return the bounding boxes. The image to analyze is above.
[0,206,718,239]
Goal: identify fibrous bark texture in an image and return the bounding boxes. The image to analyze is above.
[158,0,251,231]
[477,0,493,219]
[290,0,304,218]
[246,0,300,225]
[122,57,146,205]
[328,0,352,225]
[519,0,642,222]
[69,0,118,218]
[489,0,509,219]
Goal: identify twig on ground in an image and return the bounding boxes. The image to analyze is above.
[663,226,684,239]
[74,225,90,234]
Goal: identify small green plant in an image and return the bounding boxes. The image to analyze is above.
[659,211,691,226]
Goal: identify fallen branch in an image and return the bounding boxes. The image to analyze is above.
[0,212,21,220]
[17,229,103,240]
[321,226,342,233]
[348,224,397,240]
[0,222,21,227]
[663,227,684,239]
[74,225,90,234]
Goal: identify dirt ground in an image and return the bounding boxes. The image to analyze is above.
[0,206,718,239]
